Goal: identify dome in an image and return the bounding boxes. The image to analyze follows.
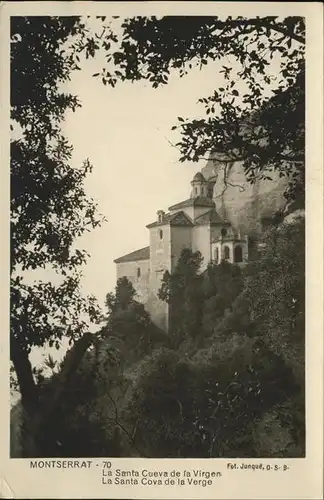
[192,172,205,183]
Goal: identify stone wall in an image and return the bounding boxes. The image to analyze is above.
[192,225,211,270]
[116,259,150,304]
[170,226,193,271]
[115,156,290,333]
[147,223,172,330]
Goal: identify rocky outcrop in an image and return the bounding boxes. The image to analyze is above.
[201,154,289,238]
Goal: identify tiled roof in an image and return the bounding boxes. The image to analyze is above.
[195,209,230,226]
[146,210,193,228]
[168,196,215,211]
[114,246,150,264]
[170,211,194,226]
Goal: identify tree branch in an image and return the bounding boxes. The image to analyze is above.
[105,392,149,457]
[210,18,305,45]
[265,22,305,45]
[23,331,95,456]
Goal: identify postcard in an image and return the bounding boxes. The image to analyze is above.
[1,1,323,498]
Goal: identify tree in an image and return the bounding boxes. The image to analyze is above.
[158,249,204,343]
[158,250,244,344]
[192,336,298,457]
[122,337,298,458]
[243,215,305,383]
[121,348,198,457]
[10,17,104,455]
[103,277,168,363]
[82,16,305,204]
[33,338,126,457]
[105,276,137,314]
[202,261,244,336]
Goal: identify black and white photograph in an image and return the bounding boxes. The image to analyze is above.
[6,4,321,486]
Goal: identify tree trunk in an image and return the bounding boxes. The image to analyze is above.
[11,332,95,457]
[32,332,94,457]
[11,340,39,457]
[41,332,94,424]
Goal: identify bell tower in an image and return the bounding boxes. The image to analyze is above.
[190,172,208,198]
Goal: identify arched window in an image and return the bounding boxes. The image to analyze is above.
[137,267,141,278]
[159,229,163,240]
[195,187,198,195]
[224,245,230,260]
[221,228,227,237]
[234,245,243,263]
[214,247,219,263]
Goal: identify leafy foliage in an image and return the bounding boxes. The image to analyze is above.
[243,215,305,382]
[30,277,169,457]
[32,338,125,457]
[159,249,244,347]
[158,249,204,342]
[80,16,305,203]
[103,277,169,363]
[27,218,304,458]
[122,338,298,458]
[121,220,304,457]
[10,17,105,458]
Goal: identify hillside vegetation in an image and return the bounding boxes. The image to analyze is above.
[14,214,304,458]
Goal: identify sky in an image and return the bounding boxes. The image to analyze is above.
[24,27,232,371]
[60,55,282,307]
[58,55,227,308]
[20,16,284,371]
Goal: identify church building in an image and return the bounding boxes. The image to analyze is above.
[114,168,249,330]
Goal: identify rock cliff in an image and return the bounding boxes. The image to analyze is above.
[201,153,289,239]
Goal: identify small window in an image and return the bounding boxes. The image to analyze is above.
[137,267,141,278]
[195,187,198,195]
[224,245,230,260]
[158,211,164,223]
[159,229,163,239]
[221,228,227,237]
[215,247,219,263]
[234,245,243,263]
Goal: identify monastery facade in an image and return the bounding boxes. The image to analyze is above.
[114,156,287,330]
[114,155,288,331]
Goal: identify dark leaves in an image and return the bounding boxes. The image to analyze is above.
[96,15,305,202]
[11,17,104,357]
